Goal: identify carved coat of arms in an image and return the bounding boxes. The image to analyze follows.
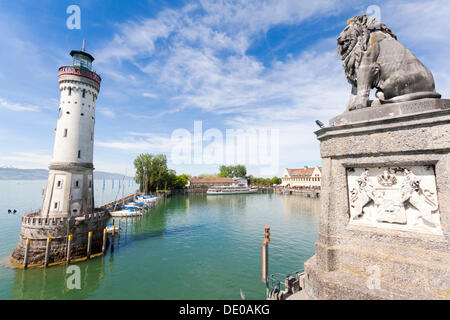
[347,167,442,234]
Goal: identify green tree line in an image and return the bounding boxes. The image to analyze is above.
[248,175,281,187]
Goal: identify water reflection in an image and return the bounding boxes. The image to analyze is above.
[281,195,320,217]
[206,194,254,211]
[11,256,106,299]
[4,193,320,300]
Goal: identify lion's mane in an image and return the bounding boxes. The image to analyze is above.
[337,15,396,86]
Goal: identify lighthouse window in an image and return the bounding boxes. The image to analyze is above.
[82,89,86,98]
[64,129,68,137]
[81,113,84,116]
[75,180,79,188]
[57,180,62,188]
[54,202,58,209]
[66,111,70,114]
[68,88,72,96]
[58,108,62,119]
[78,150,81,158]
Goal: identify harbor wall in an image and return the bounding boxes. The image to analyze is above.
[10,192,140,268]
[11,210,109,266]
[274,187,320,198]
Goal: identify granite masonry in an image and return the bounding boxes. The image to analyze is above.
[300,15,450,299]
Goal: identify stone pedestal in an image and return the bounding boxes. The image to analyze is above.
[11,210,109,267]
[302,98,450,299]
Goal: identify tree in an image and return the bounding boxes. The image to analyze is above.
[149,154,169,191]
[134,153,153,194]
[134,153,190,192]
[218,165,247,178]
[219,165,234,178]
[172,174,189,189]
[233,165,247,178]
[134,153,170,192]
[271,176,282,185]
[199,173,219,178]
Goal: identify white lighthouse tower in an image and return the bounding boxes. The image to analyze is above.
[41,45,101,218]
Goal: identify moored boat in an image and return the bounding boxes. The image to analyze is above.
[109,205,143,217]
[207,183,257,195]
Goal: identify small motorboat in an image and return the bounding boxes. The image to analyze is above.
[109,205,143,217]
[136,195,157,203]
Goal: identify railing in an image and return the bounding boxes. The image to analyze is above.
[21,210,109,228]
[58,66,101,85]
[267,270,304,300]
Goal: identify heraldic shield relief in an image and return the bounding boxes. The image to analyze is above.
[347,166,443,235]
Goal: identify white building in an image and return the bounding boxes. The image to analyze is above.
[41,48,101,217]
[281,166,322,188]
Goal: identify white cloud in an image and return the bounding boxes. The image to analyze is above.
[91,0,450,175]
[0,97,40,112]
[97,107,116,118]
[91,0,354,175]
[0,152,51,168]
[96,132,174,153]
[142,92,158,99]
[380,0,450,98]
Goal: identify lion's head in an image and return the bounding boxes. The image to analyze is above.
[337,15,396,86]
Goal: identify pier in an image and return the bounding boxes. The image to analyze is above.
[9,191,167,269]
[274,187,320,198]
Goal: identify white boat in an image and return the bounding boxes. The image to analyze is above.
[109,205,143,217]
[206,184,258,195]
[136,195,158,203]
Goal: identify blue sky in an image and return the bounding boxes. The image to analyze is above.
[0,0,449,177]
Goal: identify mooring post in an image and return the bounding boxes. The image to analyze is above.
[118,220,121,239]
[87,231,92,259]
[66,234,72,263]
[44,237,51,267]
[111,225,115,251]
[102,228,107,254]
[261,227,270,297]
[23,238,30,269]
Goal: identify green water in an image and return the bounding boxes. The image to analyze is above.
[0,182,319,300]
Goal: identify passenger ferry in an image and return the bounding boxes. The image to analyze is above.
[206,181,258,195]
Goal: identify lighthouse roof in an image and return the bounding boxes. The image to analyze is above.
[70,50,95,62]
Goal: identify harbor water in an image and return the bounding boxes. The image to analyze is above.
[0,180,319,299]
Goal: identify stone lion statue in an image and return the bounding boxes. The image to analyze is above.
[337,15,441,111]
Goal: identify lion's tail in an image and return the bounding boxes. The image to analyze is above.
[380,91,441,104]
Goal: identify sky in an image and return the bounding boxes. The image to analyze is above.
[0,0,449,177]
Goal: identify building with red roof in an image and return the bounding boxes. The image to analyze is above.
[281,166,322,188]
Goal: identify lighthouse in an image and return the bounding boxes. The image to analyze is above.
[11,44,109,267]
[41,46,101,218]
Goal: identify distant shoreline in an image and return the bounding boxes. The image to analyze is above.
[0,168,133,180]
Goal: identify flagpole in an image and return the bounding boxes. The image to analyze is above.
[101,178,105,206]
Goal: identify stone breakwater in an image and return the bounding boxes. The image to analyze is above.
[9,192,165,268]
[11,209,109,267]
